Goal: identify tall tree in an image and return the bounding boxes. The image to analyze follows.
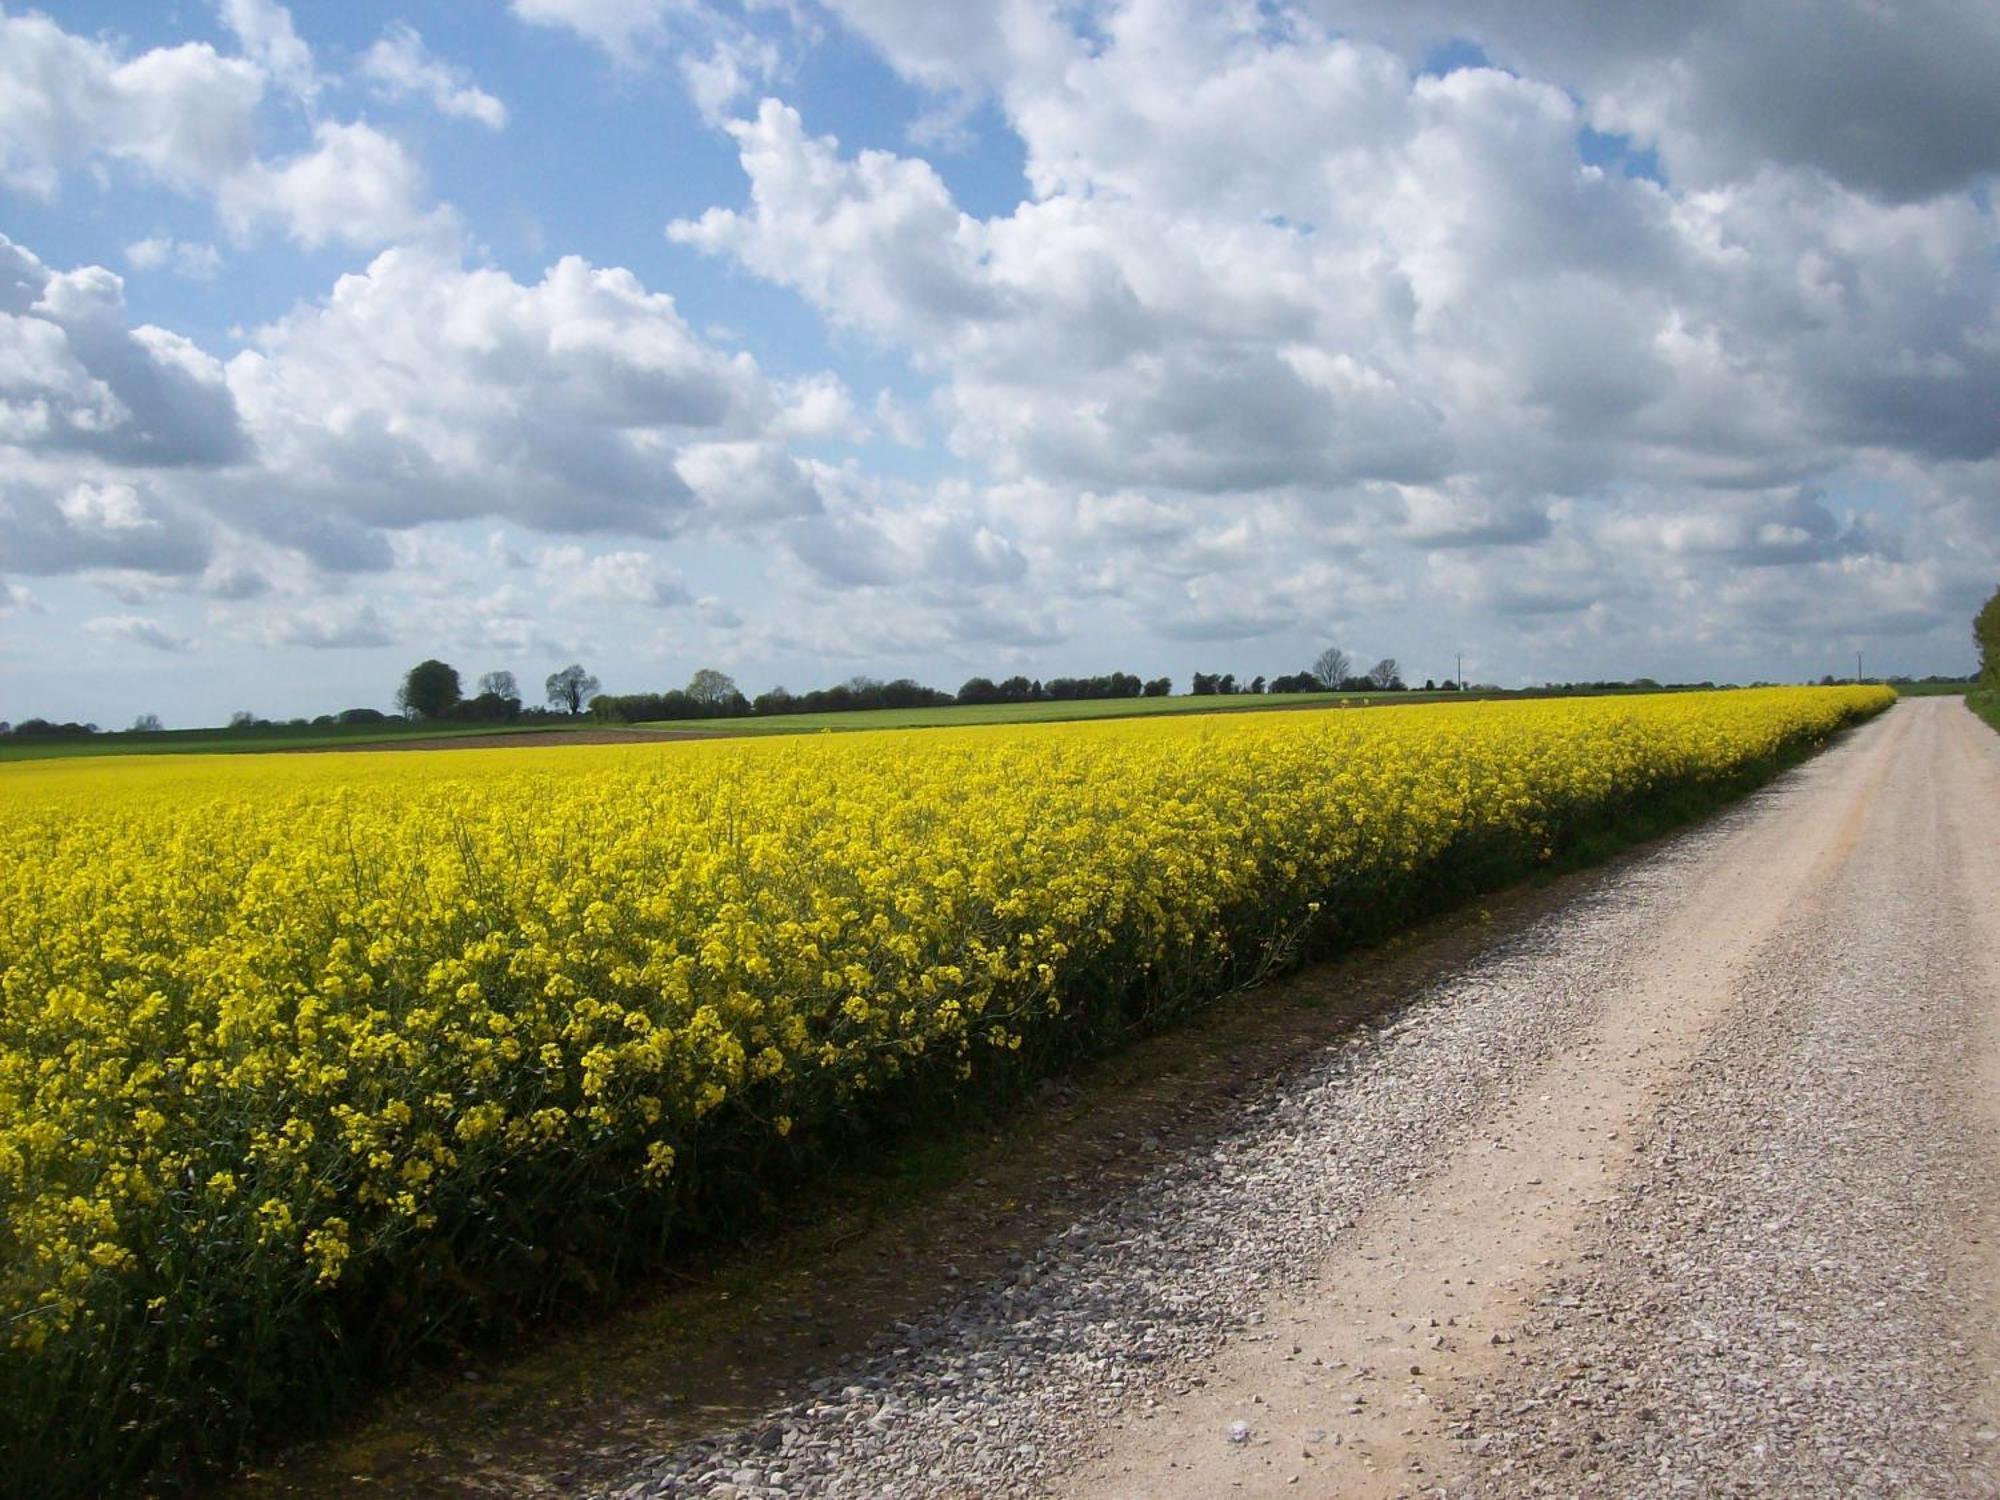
[686,668,739,707]
[478,669,519,702]
[131,712,163,732]
[1312,646,1351,689]
[545,663,600,715]
[397,660,462,719]
[1977,584,2000,684]
[1368,657,1401,689]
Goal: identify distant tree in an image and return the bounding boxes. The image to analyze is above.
[478,669,520,702]
[1367,657,1402,690]
[1423,678,1437,691]
[1190,672,1220,695]
[395,660,462,720]
[1977,584,2000,684]
[545,663,600,715]
[454,692,522,723]
[687,668,740,707]
[131,712,163,732]
[1249,675,1266,694]
[1142,677,1172,697]
[228,710,256,729]
[338,707,389,726]
[1312,647,1351,689]
[754,686,796,714]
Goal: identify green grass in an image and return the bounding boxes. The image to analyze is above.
[1889,678,1978,697]
[1971,688,2000,734]
[633,685,1692,737]
[644,689,1396,734]
[0,720,594,764]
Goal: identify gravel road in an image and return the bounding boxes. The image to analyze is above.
[606,696,2000,1500]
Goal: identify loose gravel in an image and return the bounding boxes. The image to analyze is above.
[601,792,1776,1499]
[1447,699,2000,1498]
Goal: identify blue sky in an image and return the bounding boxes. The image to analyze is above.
[2,0,1996,726]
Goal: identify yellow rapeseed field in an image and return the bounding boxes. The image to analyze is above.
[0,686,1890,1490]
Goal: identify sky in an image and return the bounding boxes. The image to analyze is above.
[1,0,1996,727]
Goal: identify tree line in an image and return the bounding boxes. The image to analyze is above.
[587,652,1414,724]
[0,645,1427,737]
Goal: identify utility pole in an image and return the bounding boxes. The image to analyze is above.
[1457,652,1463,691]
[1857,649,1864,684]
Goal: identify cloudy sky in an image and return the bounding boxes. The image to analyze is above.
[2,0,1996,725]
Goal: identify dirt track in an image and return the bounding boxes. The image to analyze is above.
[1071,695,2000,1497]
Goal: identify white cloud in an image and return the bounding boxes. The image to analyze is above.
[125,237,224,280]
[667,3,1998,664]
[0,236,244,466]
[0,578,40,618]
[86,613,194,652]
[360,24,507,130]
[510,0,679,63]
[4,1,1997,705]
[0,13,264,197]
[0,476,213,577]
[218,121,435,250]
[680,31,782,123]
[213,0,317,103]
[255,598,395,650]
[221,245,794,540]
[0,10,432,251]
[539,544,693,608]
[1301,0,2000,202]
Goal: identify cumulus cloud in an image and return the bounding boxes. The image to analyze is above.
[256,598,395,650]
[124,237,224,280]
[668,2,1998,662]
[540,545,693,608]
[86,613,195,653]
[0,9,431,250]
[0,13,264,196]
[510,0,679,62]
[1300,0,2000,202]
[222,246,795,540]
[214,0,318,103]
[217,121,436,250]
[0,236,245,465]
[360,24,507,130]
[0,478,213,577]
[4,0,1997,703]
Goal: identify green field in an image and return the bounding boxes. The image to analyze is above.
[0,719,581,763]
[634,683,1772,737]
[0,679,1934,762]
[1886,679,1975,697]
[643,688,1415,735]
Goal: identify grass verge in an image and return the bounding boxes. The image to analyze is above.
[1971,688,1999,735]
